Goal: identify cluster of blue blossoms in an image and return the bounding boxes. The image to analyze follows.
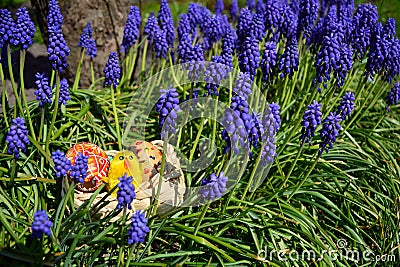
[116,173,137,210]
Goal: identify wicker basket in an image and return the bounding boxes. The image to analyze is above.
[64,140,186,221]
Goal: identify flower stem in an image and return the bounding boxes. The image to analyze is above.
[110,85,122,151]
[19,50,36,141]
[72,48,86,91]
[46,73,60,155]
[193,202,210,236]
[287,152,320,201]
[7,45,23,117]
[141,39,148,73]
[0,62,9,129]
[90,60,95,86]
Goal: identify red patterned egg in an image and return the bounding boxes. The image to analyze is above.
[66,142,110,192]
[129,141,162,183]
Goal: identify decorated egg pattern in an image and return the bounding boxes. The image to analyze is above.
[66,142,110,192]
[129,141,162,183]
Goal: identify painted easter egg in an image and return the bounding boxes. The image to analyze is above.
[129,141,163,184]
[66,142,110,192]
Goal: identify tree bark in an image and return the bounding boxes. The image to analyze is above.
[30,0,133,87]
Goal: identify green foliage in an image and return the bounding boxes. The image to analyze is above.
[1,1,400,267]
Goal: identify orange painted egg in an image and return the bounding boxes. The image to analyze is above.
[129,141,162,183]
[66,142,110,192]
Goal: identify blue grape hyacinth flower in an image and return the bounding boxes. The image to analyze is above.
[34,73,52,107]
[31,210,53,238]
[177,14,192,40]
[117,173,136,210]
[260,107,277,165]
[153,29,169,59]
[155,86,180,138]
[158,0,175,47]
[12,7,35,50]
[238,36,260,80]
[47,0,63,32]
[199,172,229,201]
[144,12,158,43]
[319,112,342,155]
[69,153,88,184]
[78,22,97,59]
[279,37,299,79]
[47,28,70,72]
[300,100,322,145]
[127,210,150,244]
[6,117,30,159]
[337,92,355,120]
[230,0,239,21]
[386,82,400,110]
[233,72,252,101]
[261,41,278,83]
[58,78,71,106]
[51,150,71,178]
[215,0,224,14]
[269,102,281,132]
[0,9,16,49]
[103,51,121,88]
[121,6,141,53]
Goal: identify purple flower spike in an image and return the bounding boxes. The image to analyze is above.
[300,100,322,145]
[279,37,299,79]
[261,41,278,83]
[235,8,253,52]
[51,150,71,178]
[34,73,52,107]
[158,0,175,47]
[155,86,180,138]
[230,0,239,21]
[387,82,400,110]
[233,72,253,101]
[246,0,255,10]
[47,29,70,72]
[69,153,88,184]
[6,117,30,159]
[31,210,53,238]
[0,9,16,49]
[199,172,229,201]
[352,3,378,60]
[12,7,36,50]
[177,14,192,40]
[103,51,121,88]
[238,36,260,80]
[58,78,71,106]
[384,18,396,39]
[127,210,150,244]
[319,112,342,155]
[121,6,141,53]
[78,22,97,59]
[78,22,92,48]
[215,0,224,14]
[154,29,169,58]
[177,33,193,62]
[269,102,281,131]
[117,173,136,210]
[144,12,158,43]
[47,0,63,32]
[299,0,319,41]
[338,92,355,120]
[260,107,277,165]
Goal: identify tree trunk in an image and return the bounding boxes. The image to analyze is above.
[30,0,133,87]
